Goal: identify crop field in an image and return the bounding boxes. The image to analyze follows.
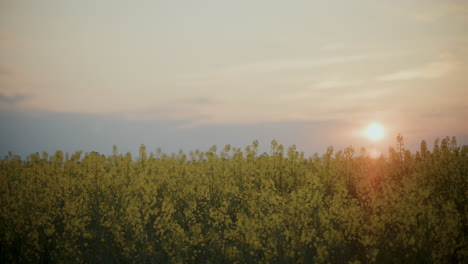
[0,136,466,263]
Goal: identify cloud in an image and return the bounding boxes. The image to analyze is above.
[119,96,228,126]
[0,67,9,76]
[276,78,366,103]
[321,42,347,51]
[315,79,363,89]
[412,2,468,22]
[119,105,211,124]
[377,61,455,81]
[183,97,222,105]
[0,92,27,104]
[222,54,374,74]
[418,104,468,119]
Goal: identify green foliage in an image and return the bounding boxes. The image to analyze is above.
[0,137,467,263]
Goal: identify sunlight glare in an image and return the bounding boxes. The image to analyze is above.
[366,123,384,141]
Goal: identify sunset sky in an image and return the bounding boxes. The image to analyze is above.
[1,0,467,157]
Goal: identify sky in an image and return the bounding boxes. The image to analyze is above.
[1,0,467,157]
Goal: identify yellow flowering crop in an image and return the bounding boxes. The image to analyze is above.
[0,137,466,263]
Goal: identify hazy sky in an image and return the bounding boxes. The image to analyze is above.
[1,0,467,157]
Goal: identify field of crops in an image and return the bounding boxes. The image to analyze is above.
[0,136,466,263]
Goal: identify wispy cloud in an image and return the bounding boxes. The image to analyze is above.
[321,42,347,51]
[0,67,9,76]
[0,91,27,104]
[377,61,455,82]
[182,97,222,105]
[222,54,375,74]
[315,79,363,89]
[121,97,222,123]
[276,78,365,102]
[412,2,468,22]
[118,100,217,127]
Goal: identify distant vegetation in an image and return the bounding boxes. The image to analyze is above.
[0,136,466,263]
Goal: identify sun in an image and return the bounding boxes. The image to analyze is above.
[366,123,384,141]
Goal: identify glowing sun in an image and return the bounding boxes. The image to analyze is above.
[366,123,384,141]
